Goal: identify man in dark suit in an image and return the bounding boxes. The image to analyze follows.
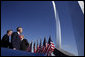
[20,39,29,51]
[19,35,29,51]
[1,30,13,48]
[11,27,23,50]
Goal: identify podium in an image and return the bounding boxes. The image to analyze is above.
[1,48,45,56]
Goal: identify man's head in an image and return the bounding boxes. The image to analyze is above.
[7,30,13,36]
[17,27,23,34]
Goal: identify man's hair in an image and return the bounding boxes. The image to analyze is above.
[17,27,22,31]
[7,29,12,34]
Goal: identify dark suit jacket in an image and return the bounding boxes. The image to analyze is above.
[11,32,21,50]
[1,34,9,48]
[20,39,29,51]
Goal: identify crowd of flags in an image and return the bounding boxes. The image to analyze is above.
[26,36,55,56]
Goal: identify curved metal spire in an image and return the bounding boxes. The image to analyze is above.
[52,1,61,49]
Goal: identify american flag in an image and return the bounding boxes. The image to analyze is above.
[29,41,33,52]
[42,37,47,54]
[47,36,55,56]
[36,40,39,53]
[42,42,48,54]
[38,39,43,53]
[33,42,36,53]
[50,41,55,52]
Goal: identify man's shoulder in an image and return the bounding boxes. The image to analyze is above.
[3,34,8,38]
[12,32,18,35]
[13,32,17,34]
[4,34,8,36]
[1,34,9,41]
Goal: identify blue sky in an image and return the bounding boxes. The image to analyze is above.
[1,1,78,55]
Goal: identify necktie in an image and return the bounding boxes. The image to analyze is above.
[19,35,21,40]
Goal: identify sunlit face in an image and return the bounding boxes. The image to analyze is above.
[8,31,13,36]
[19,28,23,34]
